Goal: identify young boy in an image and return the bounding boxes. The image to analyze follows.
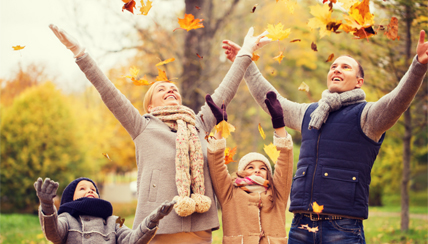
[34,177,175,244]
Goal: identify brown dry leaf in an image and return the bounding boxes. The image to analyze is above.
[174,14,204,32]
[326,22,342,34]
[102,153,112,161]
[139,0,152,15]
[325,53,334,62]
[252,4,258,13]
[264,143,280,164]
[116,216,125,227]
[252,53,260,61]
[224,146,237,165]
[313,201,324,214]
[258,123,266,140]
[215,121,235,139]
[12,45,25,51]
[273,52,284,64]
[311,42,318,52]
[384,17,400,40]
[156,58,175,66]
[122,0,136,14]
[298,82,310,92]
[290,39,301,43]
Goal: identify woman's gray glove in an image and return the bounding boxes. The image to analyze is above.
[49,24,86,58]
[143,200,177,229]
[34,177,59,215]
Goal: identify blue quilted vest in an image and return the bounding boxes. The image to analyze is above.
[288,102,385,219]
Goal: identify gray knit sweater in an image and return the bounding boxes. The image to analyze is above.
[75,54,252,234]
[243,55,427,142]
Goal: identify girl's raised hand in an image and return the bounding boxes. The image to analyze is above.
[49,24,85,58]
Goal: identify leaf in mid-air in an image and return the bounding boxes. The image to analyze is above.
[341,0,376,40]
[224,146,237,165]
[251,4,258,13]
[196,53,203,59]
[133,75,153,86]
[122,0,136,13]
[298,82,310,92]
[290,39,301,43]
[174,14,204,32]
[311,42,318,52]
[102,153,112,161]
[215,120,235,139]
[384,17,400,41]
[12,45,25,50]
[258,123,266,140]
[139,0,152,15]
[265,23,291,41]
[273,52,284,64]
[156,58,175,66]
[264,143,280,164]
[307,4,341,38]
[252,53,260,61]
[325,53,334,62]
[312,201,324,213]
[116,216,125,227]
[155,68,171,82]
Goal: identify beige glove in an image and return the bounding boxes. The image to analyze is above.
[237,27,271,58]
[49,24,86,58]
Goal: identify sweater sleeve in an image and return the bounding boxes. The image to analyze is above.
[75,53,147,139]
[206,138,234,205]
[361,55,428,142]
[244,62,310,132]
[38,206,68,244]
[116,217,158,244]
[271,133,294,203]
[196,55,252,132]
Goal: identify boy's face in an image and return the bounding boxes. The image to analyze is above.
[73,180,99,200]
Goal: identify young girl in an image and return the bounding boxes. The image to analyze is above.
[205,91,293,244]
[34,177,175,244]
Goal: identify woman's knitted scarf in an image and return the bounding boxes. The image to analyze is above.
[234,175,270,193]
[309,89,366,130]
[151,105,211,217]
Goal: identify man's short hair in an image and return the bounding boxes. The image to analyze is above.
[341,55,364,79]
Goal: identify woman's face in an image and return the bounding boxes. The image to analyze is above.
[243,161,268,180]
[148,82,182,112]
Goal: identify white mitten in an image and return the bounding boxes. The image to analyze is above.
[49,24,86,58]
[237,27,271,58]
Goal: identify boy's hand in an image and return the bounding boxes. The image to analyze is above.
[144,200,177,229]
[265,91,285,129]
[34,177,59,215]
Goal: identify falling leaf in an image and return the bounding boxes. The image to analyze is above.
[252,53,260,61]
[264,143,280,164]
[102,153,112,161]
[155,68,171,82]
[122,0,136,14]
[123,66,154,86]
[195,6,201,10]
[290,39,301,43]
[139,0,152,15]
[133,75,153,86]
[156,58,175,66]
[339,0,358,11]
[174,14,204,32]
[312,201,324,214]
[384,17,399,40]
[273,51,284,64]
[224,146,237,165]
[326,22,342,33]
[341,0,376,40]
[298,224,319,233]
[307,4,342,38]
[298,82,310,92]
[116,216,125,227]
[325,53,334,62]
[12,45,25,51]
[251,4,258,13]
[265,23,291,41]
[196,53,203,59]
[258,123,266,140]
[311,42,318,52]
[215,120,235,139]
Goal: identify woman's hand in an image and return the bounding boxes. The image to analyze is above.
[417,30,428,64]
[205,94,227,125]
[49,24,85,58]
[265,91,287,137]
[237,27,271,58]
[34,177,59,215]
[222,40,241,62]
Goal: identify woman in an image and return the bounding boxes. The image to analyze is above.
[49,24,271,243]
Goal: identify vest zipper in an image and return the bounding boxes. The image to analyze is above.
[309,128,322,210]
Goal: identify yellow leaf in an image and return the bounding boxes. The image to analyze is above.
[36,233,45,239]
[215,120,235,139]
[307,4,341,38]
[341,0,376,40]
[265,23,291,41]
[156,58,175,66]
[298,82,310,92]
[325,53,335,62]
[155,68,171,82]
[174,13,204,32]
[102,153,112,161]
[338,0,358,11]
[139,0,152,15]
[124,66,140,78]
[273,51,284,64]
[132,75,154,86]
[252,53,260,61]
[12,45,25,51]
[264,143,280,164]
[258,123,266,140]
[313,201,324,213]
[224,146,237,165]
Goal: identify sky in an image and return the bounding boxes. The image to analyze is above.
[0,0,184,93]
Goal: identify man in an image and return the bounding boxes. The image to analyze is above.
[222,30,428,243]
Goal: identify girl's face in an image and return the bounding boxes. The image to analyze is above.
[73,180,99,200]
[243,161,268,180]
[148,82,182,112]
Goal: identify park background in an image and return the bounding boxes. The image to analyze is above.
[0,0,427,243]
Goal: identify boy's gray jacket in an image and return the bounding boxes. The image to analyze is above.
[39,207,157,244]
[75,53,252,234]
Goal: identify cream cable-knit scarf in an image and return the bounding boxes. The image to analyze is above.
[309,89,366,130]
[151,105,211,217]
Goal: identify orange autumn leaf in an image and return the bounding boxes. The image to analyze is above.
[196,53,203,59]
[174,14,204,32]
[133,75,154,86]
[298,82,310,92]
[122,0,136,14]
[156,58,175,66]
[265,23,291,41]
[155,68,171,82]
[264,143,280,164]
[325,53,334,62]
[102,153,112,161]
[258,123,266,140]
[384,16,400,41]
[252,53,260,61]
[116,216,125,227]
[341,0,376,40]
[195,6,201,10]
[224,146,237,165]
[139,0,152,15]
[313,201,324,213]
[215,120,235,139]
[12,45,25,51]
[273,51,284,64]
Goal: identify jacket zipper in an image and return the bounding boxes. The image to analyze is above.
[309,128,322,210]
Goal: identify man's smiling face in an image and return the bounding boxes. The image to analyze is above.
[327,56,364,93]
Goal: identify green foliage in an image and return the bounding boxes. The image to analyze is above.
[0,82,88,213]
[0,214,48,244]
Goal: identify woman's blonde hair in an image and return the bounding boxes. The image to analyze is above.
[142,81,170,114]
